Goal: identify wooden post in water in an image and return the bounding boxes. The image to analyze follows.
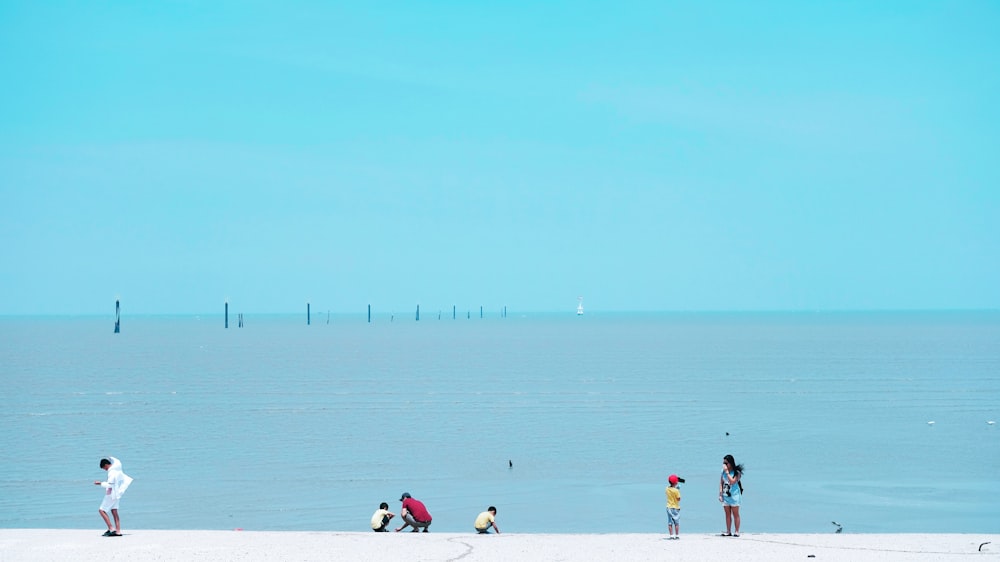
[368,304,371,323]
[416,304,420,321]
[453,305,456,320]
[225,301,229,329]
[480,306,483,319]
[307,302,311,325]
[114,299,120,333]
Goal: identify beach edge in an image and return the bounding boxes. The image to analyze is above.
[1,529,998,561]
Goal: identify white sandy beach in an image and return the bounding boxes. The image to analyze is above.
[1,530,996,562]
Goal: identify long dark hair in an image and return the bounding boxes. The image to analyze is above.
[723,454,744,476]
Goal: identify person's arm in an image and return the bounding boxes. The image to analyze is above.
[719,469,725,502]
[395,508,410,532]
[492,520,501,534]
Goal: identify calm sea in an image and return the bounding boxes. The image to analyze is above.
[1,311,997,534]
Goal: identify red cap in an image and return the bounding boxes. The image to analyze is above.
[668,474,679,485]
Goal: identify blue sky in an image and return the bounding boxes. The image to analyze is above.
[2,1,998,315]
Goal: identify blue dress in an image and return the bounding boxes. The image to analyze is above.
[721,469,741,507]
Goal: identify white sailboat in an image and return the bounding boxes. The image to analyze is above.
[577,296,584,316]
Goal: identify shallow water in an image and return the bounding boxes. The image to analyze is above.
[1,311,997,533]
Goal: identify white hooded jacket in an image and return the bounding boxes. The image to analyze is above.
[99,456,134,500]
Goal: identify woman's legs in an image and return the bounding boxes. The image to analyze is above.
[723,505,733,534]
[731,506,741,536]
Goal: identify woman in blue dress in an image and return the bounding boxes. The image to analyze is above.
[718,454,744,536]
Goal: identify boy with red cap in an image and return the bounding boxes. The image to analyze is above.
[665,474,683,539]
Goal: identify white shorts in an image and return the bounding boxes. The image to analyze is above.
[100,493,120,513]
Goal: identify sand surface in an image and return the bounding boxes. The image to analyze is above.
[1,530,997,561]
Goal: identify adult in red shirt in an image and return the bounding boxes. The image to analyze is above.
[395,493,432,532]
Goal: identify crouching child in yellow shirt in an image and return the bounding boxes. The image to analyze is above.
[474,506,501,534]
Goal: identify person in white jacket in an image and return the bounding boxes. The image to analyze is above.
[94,456,133,536]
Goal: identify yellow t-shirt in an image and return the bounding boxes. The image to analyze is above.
[475,511,495,530]
[666,486,681,509]
[371,508,391,529]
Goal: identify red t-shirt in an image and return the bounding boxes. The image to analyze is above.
[401,498,432,522]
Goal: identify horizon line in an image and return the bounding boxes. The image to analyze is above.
[1,307,998,318]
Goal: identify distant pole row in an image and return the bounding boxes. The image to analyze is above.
[112,299,506,333]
